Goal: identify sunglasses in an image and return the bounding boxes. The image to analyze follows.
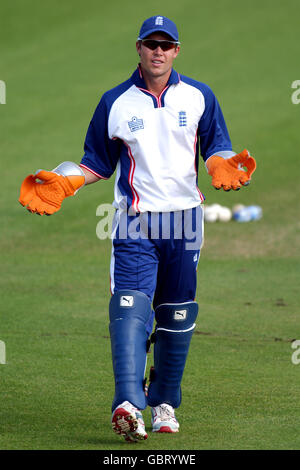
[140,39,180,51]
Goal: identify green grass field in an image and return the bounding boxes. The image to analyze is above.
[1,0,300,450]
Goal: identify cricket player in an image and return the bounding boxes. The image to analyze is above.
[19,16,256,442]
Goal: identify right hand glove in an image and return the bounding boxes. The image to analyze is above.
[19,169,85,215]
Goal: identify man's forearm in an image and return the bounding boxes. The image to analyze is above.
[80,166,101,185]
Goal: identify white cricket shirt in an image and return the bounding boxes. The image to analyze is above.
[80,66,232,212]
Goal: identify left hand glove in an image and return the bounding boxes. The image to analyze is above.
[206,149,256,191]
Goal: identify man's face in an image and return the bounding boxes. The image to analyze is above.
[136,32,180,80]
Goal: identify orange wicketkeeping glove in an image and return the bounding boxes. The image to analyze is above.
[19,166,85,215]
[206,149,256,191]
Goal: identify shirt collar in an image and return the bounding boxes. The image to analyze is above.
[131,64,180,89]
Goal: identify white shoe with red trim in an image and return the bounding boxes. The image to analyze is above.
[111,401,148,442]
[151,403,179,433]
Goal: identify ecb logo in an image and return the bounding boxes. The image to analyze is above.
[155,16,164,26]
[178,111,187,127]
[0,80,6,104]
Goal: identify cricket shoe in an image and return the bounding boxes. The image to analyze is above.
[151,403,179,433]
[111,401,148,442]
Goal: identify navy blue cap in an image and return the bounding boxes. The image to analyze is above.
[138,16,179,42]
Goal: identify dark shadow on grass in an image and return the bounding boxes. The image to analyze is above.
[74,436,151,449]
[73,424,178,448]
[77,437,123,446]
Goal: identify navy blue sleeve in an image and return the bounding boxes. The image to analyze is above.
[198,84,232,162]
[80,94,121,179]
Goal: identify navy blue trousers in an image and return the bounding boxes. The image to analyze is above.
[110,206,204,335]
